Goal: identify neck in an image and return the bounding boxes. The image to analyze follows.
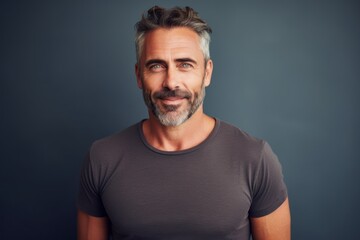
[142,109,215,151]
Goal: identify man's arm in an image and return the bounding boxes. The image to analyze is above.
[77,210,110,240]
[250,198,291,240]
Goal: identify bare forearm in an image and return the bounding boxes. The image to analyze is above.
[77,210,109,240]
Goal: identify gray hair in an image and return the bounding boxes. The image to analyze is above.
[135,6,212,64]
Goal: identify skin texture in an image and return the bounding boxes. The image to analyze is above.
[77,27,291,240]
[77,210,109,240]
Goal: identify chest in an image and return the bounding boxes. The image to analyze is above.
[101,153,252,239]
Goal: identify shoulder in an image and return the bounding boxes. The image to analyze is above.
[216,119,266,156]
[89,122,141,164]
[215,119,282,174]
[82,122,144,185]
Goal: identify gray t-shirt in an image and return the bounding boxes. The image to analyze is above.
[78,119,287,239]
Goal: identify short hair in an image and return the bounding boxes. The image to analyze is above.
[135,6,212,64]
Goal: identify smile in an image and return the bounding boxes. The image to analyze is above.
[160,97,186,105]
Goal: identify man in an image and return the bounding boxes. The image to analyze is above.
[77,6,290,240]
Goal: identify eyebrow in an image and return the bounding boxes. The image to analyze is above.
[175,58,198,65]
[144,58,198,68]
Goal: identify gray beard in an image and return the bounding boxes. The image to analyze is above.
[142,85,206,127]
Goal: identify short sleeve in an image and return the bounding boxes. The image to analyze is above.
[77,151,107,217]
[249,141,288,217]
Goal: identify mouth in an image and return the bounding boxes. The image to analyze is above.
[160,96,185,105]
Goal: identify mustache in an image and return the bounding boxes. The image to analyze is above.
[154,89,192,99]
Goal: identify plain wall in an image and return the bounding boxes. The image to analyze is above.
[1,0,359,239]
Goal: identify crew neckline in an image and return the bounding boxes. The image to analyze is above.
[137,118,221,155]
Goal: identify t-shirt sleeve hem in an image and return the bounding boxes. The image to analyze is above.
[77,203,108,218]
[249,190,288,218]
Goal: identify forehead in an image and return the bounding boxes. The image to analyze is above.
[142,27,203,60]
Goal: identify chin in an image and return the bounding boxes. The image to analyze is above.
[157,111,190,127]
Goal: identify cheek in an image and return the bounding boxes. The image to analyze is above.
[182,71,204,85]
[142,73,166,89]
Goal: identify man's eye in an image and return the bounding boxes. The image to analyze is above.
[180,63,192,69]
[149,64,165,71]
[151,64,161,69]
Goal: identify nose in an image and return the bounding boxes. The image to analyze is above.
[162,66,179,90]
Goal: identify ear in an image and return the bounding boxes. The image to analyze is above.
[135,63,143,89]
[204,59,213,87]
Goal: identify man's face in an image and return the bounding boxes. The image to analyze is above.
[136,27,213,126]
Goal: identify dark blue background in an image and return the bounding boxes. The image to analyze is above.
[1,0,359,239]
